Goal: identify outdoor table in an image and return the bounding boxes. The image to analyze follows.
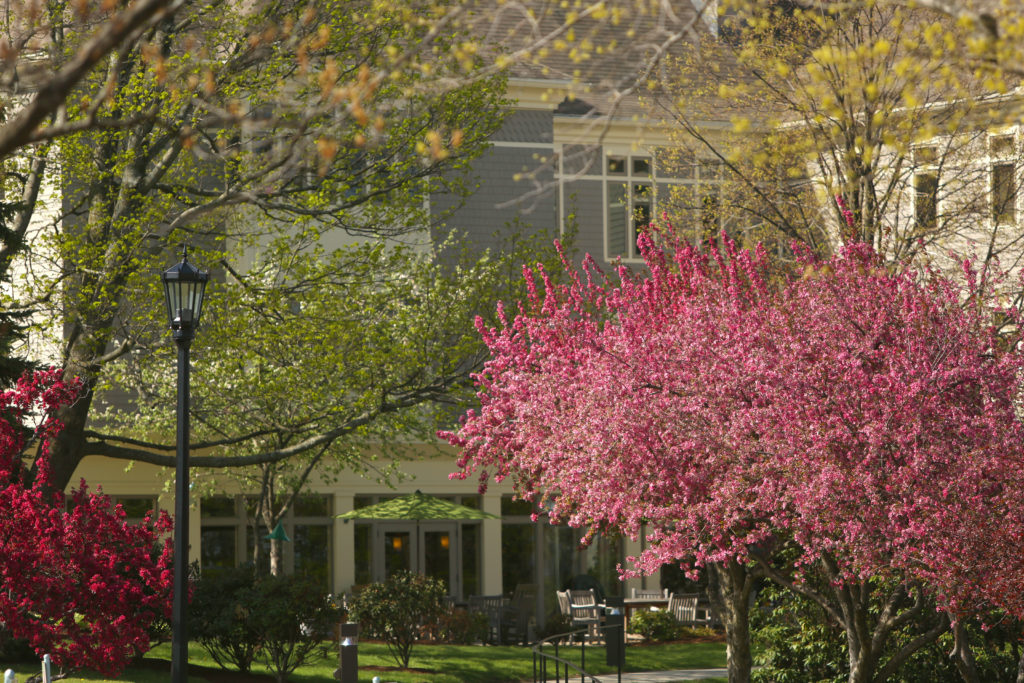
[622,597,669,629]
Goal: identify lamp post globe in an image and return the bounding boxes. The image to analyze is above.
[161,246,208,683]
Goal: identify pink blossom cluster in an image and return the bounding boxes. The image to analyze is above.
[0,369,174,675]
[444,227,1024,620]
[835,194,856,228]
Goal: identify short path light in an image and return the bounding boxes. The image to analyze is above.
[161,246,209,683]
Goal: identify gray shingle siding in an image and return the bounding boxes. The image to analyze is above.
[492,110,554,144]
[435,144,557,246]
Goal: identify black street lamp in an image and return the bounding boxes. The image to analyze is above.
[161,247,209,683]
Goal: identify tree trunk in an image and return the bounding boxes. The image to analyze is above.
[270,537,282,576]
[34,330,108,493]
[952,621,980,683]
[710,559,755,683]
[847,634,879,683]
[39,390,95,493]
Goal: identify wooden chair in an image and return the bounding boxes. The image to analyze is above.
[631,587,667,599]
[468,594,508,644]
[568,589,603,642]
[667,592,700,625]
[503,583,537,644]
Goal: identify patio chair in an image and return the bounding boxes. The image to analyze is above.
[568,589,603,643]
[667,592,699,626]
[631,587,667,599]
[499,583,537,645]
[468,594,508,644]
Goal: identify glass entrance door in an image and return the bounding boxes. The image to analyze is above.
[374,522,461,596]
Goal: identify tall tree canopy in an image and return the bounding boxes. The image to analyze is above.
[0,0,713,493]
[445,227,1024,683]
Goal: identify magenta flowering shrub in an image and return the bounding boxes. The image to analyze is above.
[0,369,174,675]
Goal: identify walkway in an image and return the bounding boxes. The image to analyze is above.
[593,669,728,682]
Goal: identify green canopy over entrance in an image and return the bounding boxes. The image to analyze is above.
[336,490,499,522]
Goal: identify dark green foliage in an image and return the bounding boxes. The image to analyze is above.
[751,582,1024,682]
[250,573,341,683]
[436,607,489,645]
[0,628,37,664]
[628,610,683,642]
[191,567,263,673]
[191,566,340,682]
[751,583,845,683]
[347,570,447,668]
[539,611,573,640]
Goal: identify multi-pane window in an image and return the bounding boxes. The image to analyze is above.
[990,134,1017,226]
[607,155,654,259]
[200,495,239,574]
[913,145,938,230]
[112,496,157,522]
[201,494,333,586]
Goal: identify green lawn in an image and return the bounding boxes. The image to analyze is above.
[1,640,726,682]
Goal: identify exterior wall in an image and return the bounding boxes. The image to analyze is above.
[434,108,558,246]
[70,451,646,625]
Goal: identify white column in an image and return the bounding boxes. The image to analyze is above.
[622,534,645,596]
[480,493,503,594]
[334,493,355,595]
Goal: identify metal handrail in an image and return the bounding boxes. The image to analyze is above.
[531,621,623,683]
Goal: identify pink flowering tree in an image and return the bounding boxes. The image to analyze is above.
[444,227,1024,683]
[0,369,174,676]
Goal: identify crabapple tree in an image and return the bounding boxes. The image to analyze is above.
[445,227,1024,683]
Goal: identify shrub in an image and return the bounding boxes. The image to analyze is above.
[436,607,489,644]
[192,567,340,682]
[539,611,572,641]
[628,609,683,642]
[348,570,446,668]
[191,566,264,673]
[249,574,340,683]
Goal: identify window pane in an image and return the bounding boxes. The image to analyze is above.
[993,164,1016,225]
[915,172,938,228]
[607,182,628,256]
[632,157,651,175]
[461,523,480,597]
[992,135,1015,158]
[701,190,721,245]
[699,160,722,180]
[501,497,535,517]
[459,496,481,510]
[423,530,451,593]
[245,526,272,575]
[913,146,938,165]
[354,524,371,586]
[294,495,330,518]
[384,531,411,577]
[201,526,236,570]
[202,496,235,518]
[115,497,156,519]
[607,156,626,174]
[294,524,330,588]
[502,524,536,593]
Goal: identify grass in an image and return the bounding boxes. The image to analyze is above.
[0,639,727,682]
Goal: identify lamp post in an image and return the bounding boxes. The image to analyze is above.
[161,247,209,683]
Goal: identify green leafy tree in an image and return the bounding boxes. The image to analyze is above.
[4,0,514,493]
